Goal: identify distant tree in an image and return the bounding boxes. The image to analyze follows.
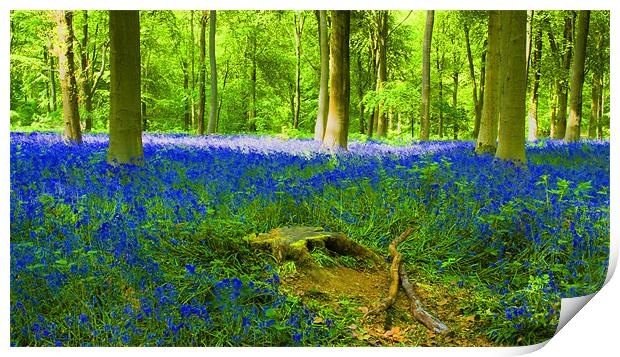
[323,10,350,150]
[314,10,329,141]
[46,35,58,112]
[420,10,434,141]
[293,12,305,130]
[553,12,575,139]
[564,10,590,143]
[54,10,82,143]
[495,10,527,164]
[374,10,389,137]
[527,24,542,141]
[476,10,501,155]
[208,10,217,134]
[197,11,207,135]
[108,10,143,165]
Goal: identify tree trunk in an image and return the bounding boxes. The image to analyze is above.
[598,75,604,139]
[248,34,257,132]
[314,10,330,141]
[436,45,444,139]
[554,13,575,139]
[564,10,590,143]
[197,11,207,135]
[293,12,305,130]
[495,11,527,164]
[464,23,480,139]
[322,10,350,150]
[47,35,58,112]
[476,10,501,155]
[589,70,600,139]
[420,10,434,141]
[452,71,458,140]
[78,10,93,132]
[527,28,542,141]
[375,11,389,138]
[550,81,557,138]
[108,10,143,165]
[190,11,196,129]
[54,10,82,144]
[207,10,217,134]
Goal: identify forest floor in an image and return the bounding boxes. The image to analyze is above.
[279,260,498,347]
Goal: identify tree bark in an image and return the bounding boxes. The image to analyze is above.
[554,13,575,139]
[464,23,480,139]
[46,35,58,112]
[78,10,94,132]
[564,10,590,143]
[527,28,542,141]
[452,71,459,140]
[495,11,527,164]
[314,11,330,141]
[54,10,82,144]
[476,10,501,155]
[293,12,305,130]
[197,11,207,135]
[375,11,389,138]
[322,10,350,150]
[207,10,217,134]
[420,10,434,141]
[108,10,143,165]
[589,70,600,139]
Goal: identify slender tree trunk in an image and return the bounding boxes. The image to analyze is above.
[527,28,542,141]
[550,81,557,138]
[476,10,501,155]
[525,10,533,77]
[248,34,257,131]
[452,71,459,140]
[314,10,330,141]
[108,10,143,164]
[47,35,58,112]
[589,70,600,139]
[375,11,389,137]
[464,23,480,139]
[197,11,207,135]
[293,12,305,130]
[495,11,527,164]
[436,47,444,139]
[565,10,590,143]
[598,75,604,139]
[554,13,575,139]
[207,10,217,134]
[183,67,190,131]
[79,10,93,132]
[397,113,402,135]
[190,11,196,129]
[43,45,52,113]
[356,51,366,135]
[55,10,82,143]
[420,10,434,141]
[322,10,350,150]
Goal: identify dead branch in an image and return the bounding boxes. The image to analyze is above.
[399,264,451,335]
[365,227,413,317]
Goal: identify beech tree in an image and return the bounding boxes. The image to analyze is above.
[207,10,217,134]
[527,25,542,141]
[564,10,590,143]
[54,10,82,143]
[108,10,143,165]
[420,10,434,141]
[197,11,207,135]
[314,10,329,141]
[495,11,527,164]
[475,10,501,155]
[322,10,350,150]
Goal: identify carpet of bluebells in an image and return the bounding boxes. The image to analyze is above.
[10,132,609,346]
